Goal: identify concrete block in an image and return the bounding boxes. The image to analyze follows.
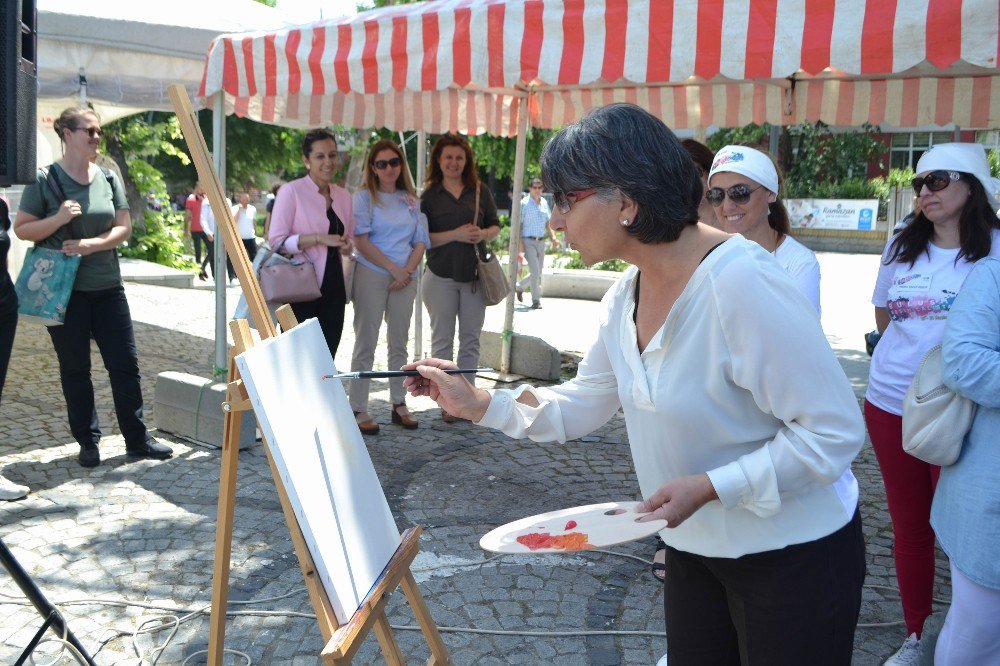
[540,269,619,301]
[154,371,256,449]
[479,330,561,381]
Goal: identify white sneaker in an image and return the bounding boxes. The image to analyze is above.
[655,654,668,666]
[884,633,921,665]
[0,474,29,500]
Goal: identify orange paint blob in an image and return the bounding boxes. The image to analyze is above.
[516,531,593,551]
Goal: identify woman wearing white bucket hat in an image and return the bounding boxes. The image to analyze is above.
[708,145,822,316]
[865,142,1000,665]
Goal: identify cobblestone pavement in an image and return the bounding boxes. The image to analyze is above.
[0,252,951,665]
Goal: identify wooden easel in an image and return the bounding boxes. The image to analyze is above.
[168,85,451,666]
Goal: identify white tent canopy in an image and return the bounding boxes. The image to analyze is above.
[36,0,297,125]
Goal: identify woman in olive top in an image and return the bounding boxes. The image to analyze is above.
[14,107,171,468]
[420,134,500,421]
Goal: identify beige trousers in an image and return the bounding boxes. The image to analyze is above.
[348,262,418,412]
[515,237,546,303]
[421,268,485,383]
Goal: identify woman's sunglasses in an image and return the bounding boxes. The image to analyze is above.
[373,157,402,170]
[72,127,103,138]
[912,170,961,195]
[706,183,763,207]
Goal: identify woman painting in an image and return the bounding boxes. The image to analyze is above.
[865,142,1000,665]
[14,107,171,467]
[349,140,429,434]
[268,129,354,358]
[403,104,866,665]
[420,134,500,422]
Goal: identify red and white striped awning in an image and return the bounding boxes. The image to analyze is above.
[200,0,1000,135]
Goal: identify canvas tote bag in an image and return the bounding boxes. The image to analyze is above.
[14,167,81,326]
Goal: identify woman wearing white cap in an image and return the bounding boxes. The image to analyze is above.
[707,145,822,316]
[865,142,1000,666]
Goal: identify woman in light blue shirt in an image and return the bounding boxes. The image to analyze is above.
[933,256,1000,665]
[349,139,429,434]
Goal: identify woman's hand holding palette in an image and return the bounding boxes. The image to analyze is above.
[480,501,668,554]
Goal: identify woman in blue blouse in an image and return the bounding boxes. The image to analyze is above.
[933,256,1000,665]
[349,139,429,434]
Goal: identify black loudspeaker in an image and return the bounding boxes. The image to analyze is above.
[0,0,37,186]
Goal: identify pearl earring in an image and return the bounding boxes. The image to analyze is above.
[621,218,630,227]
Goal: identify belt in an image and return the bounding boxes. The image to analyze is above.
[523,236,545,240]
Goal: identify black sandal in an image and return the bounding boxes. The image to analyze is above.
[651,536,666,582]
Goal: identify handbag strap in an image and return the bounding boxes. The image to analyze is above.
[260,235,290,265]
[471,183,492,262]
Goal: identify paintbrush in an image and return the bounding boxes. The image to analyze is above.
[322,368,491,380]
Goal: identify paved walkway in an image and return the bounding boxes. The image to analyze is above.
[0,253,950,664]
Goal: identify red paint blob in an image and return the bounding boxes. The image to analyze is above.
[516,531,593,551]
[564,520,577,530]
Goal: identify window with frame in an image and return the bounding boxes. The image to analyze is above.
[976,130,1000,152]
[889,132,954,170]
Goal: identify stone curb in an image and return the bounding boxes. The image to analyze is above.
[153,371,257,450]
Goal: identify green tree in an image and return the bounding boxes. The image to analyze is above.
[707,121,884,199]
[783,122,884,198]
[466,129,556,182]
[102,113,195,269]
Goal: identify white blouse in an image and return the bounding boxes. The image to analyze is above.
[477,236,863,558]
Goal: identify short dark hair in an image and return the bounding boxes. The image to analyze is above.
[302,128,337,157]
[540,104,700,244]
[886,173,999,266]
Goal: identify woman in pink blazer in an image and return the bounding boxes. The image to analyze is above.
[268,129,355,357]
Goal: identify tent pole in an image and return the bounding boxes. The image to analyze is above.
[213,92,227,372]
[413,131,426,360]
[500,108,530,376]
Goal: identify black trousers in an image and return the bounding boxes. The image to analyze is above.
[0,308,15,404]
[663,509,865,665]
[46,287,149,450]
[290,256,346,359]
[192,230,212,269]
[225,239,257,281]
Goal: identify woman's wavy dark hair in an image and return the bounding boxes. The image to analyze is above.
[301,128,337,157]
[540,103,700,244]
[425,134,478,190]
[885,174,999,266]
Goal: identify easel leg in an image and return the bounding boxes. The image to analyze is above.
[207,352,242,665]
[373,610,405,666]
[401,571,452,665]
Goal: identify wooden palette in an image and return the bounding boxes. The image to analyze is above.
[480,501,668,554]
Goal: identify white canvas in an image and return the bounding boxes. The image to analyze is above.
[235,318,401,624]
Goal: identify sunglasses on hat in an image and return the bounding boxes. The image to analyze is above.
[911,170,961,195]
[706,183,763,207]
[373,156,402,170]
